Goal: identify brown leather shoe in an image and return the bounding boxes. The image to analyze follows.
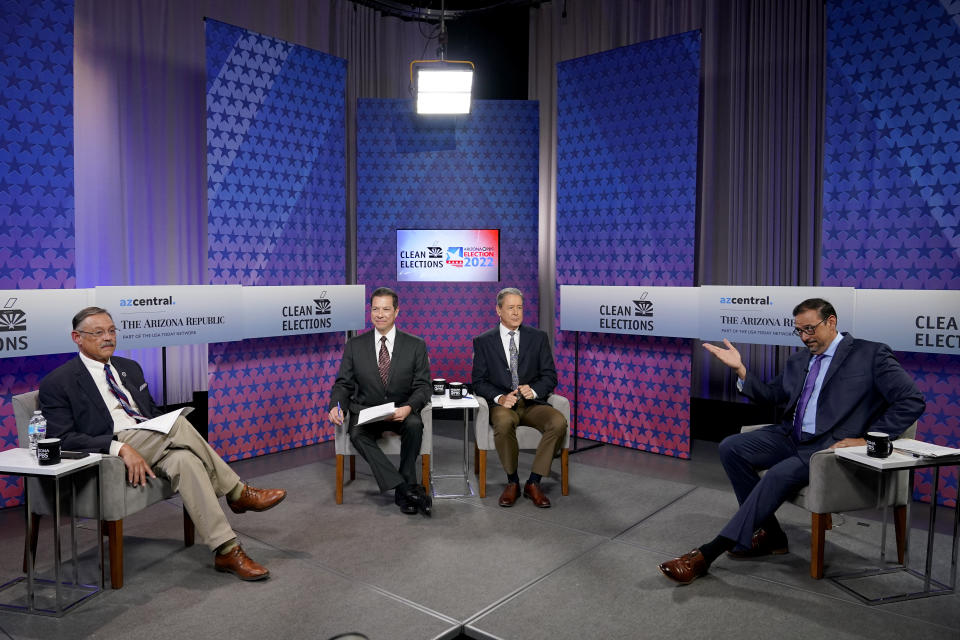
[228,484,287,514]
[659,549,708,585]
[523,481,551,508]
[214,545,270,581]
[727,528,789,559]
[498,482,520,507]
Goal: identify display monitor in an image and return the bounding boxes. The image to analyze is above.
[397,229,500,282]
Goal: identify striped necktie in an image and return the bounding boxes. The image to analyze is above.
[104,364,148,422]
[378,336,390,386]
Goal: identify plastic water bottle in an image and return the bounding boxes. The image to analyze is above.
[27,410,47,459]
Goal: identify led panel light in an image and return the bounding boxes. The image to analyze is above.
[416,68,473,114]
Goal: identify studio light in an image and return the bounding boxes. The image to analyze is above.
[414,62,474,114]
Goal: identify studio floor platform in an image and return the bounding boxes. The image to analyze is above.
[0,421,957,640]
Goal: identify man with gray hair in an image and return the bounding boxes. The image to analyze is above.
[39,307,287,581]
[471,288,568,508]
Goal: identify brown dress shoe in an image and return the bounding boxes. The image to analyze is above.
[228,484,287,514]
[523,481,551,508]
[727,528,789,559]
[214,545,270,581]
[658,549,708,585]
[498,482,520,507]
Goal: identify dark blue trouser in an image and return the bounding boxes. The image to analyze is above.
[717,425,815,549]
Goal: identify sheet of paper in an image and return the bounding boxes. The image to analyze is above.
[356,402,396,426]
[115,408,188,435]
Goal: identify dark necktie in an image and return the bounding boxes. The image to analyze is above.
[378,336,390,386]
[793,354,824,441]
[104,363,147,422]
[508,331,519,389]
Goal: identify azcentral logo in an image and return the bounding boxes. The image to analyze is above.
[719,295,772,305]
[119,296,175,307]
[0,298,26,332]
[446,247,464,267]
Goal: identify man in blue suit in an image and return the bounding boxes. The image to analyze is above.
[659,298,925,584]
[472,287,567,508]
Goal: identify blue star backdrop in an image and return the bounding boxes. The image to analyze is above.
[0,0,75,507]
[823,0,959,506]
[356,99,541,386]
[555,31,701,458]
[205,20,346,461]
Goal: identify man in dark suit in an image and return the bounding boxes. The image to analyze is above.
[659,298,925,584]
[328,287,433,516]
[40,307,287,581]
[471,287,568,508]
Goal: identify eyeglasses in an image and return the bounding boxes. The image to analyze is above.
[792,318,828,337]
[76,328,117,338]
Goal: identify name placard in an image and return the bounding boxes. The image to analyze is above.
[698,286,856,347]
[0,289,93,357]
[242,285,365,339]
[559,285,700,338]
[95,285,243,348]
[855,289,959,355]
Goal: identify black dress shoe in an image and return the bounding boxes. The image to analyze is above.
[394,489,418,515]
[412,484,432,517]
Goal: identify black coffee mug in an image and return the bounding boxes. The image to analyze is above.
[865,431,892,458]
[448,382,464,399]
[37,438,61,466]
[432,378,447,396]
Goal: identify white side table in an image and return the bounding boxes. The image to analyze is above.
[0,448,103,616]
[833,445,960,604]
[430,392,479,498]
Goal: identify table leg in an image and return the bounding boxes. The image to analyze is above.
[54,477,62,614]
[878,471,888,563]
[924,467,940,592]
[71,477,79,586]
[25,480,35,613]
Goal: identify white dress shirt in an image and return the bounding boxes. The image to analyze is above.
[374,325,397,361]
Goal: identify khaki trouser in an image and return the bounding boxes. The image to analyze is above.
[490,397,567,477]
[117,416,240,551]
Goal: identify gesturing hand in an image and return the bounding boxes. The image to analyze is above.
[702,339,747,380]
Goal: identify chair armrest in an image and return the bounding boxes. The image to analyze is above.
[474,397,494,450]
[420,403,432,452]
[805,449,907,513]
[546,394,571,447]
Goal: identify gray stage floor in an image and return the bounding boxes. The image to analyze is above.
[0,420,957,640]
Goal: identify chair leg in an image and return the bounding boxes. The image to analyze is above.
[421,454,431,490]
[183,508,195,547]
[810,512,831,579]
[349,454,356,481]
[335,454,344,505]
[894,504,907,564]
[22,513,41,573]
[561,448,570,496]
[105,519,124,589]
[478,449,487,498]
[473,442,479,476]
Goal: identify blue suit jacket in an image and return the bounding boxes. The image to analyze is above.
[39,355,162,453]
[471,324,558,406]
[741,333,924,450]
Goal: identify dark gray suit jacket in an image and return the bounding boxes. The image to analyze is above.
[471,324,558,406]
[741,333,924,450]
[328,329,431,422]
[39,355,162,453]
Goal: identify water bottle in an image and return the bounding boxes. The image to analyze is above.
[28,410,47,459]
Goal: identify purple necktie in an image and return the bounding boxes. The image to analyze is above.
[793,354,824,441]
[104,364,147,422]
[378,336,390,386]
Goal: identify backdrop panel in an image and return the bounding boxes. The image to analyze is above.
[823,0,959,506]
[205,20,346,460]
[0,0,75,507]
[356,99,540,384]
[555,31,701,458]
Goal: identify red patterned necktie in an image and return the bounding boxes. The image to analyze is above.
[378,336,390,386]
[104,363,148,422]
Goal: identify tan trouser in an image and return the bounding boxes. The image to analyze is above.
[117,416,240,551]
[490,398,567,477]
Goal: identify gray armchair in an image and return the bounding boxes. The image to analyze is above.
[13,390,194,589]
[741,422,917,579]
[333,404,433,504]
[473,394,570,498]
